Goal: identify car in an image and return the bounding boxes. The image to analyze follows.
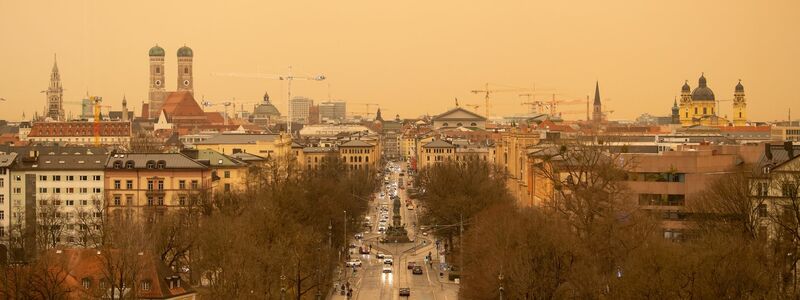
[345,259,362,267]
[399,288,410,296]
[359,246,370,254]
[378,226,386,232]
[384,255,394,265]
[382,265,393,273]
[407,261,416,269]
[422,231,428,236]
[349,243,357,249]
[406,205,414,210]
[412,265,423,275]
[354,233,363,239]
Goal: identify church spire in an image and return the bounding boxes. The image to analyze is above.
[593,81,601,105]
[592,81,603,123]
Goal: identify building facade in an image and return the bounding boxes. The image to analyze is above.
[26,121,132,146]
[290,97,314,124]
[319,101,347,122]
[45,56,65,121]
[678,74,747,127]
[0,154,16,247]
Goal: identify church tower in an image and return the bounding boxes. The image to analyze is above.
[733,80,747,126]
[671,97,680,124]
[148,45,166,118]
[45,55,65,121]
[592,81,603,123]
[121,95,129,122]
[176,45,194,94]
[678,81,693,126]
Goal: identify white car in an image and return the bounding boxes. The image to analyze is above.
[383,265,393,273]
[383,255,394,265]
[346,259,362,267]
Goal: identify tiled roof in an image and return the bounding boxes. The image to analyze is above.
[106,153,208,170]
[204,112,226,124]
[423,140,455,148]
[432,107,487,121]
[0,153,17,167]
[182,149,248,167]
[16,153,108,170]
[161,92,206,117]
[229,152,267,162]
[40,248,195,299]
[193,133,281,145]
[340,140,374,147]
[28,121,131,137]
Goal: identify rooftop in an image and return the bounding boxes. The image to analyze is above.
[193,133,282,145]
[106,153,208,170]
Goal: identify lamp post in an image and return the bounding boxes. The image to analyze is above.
[499,273,505,300]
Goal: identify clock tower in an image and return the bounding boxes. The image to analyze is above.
[176,45,194,94]
[148,44,166,118]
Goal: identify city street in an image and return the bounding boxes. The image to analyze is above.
[332,161,459,300]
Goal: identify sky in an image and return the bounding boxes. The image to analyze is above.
[0,0,798,122]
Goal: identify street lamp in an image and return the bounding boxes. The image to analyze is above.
[499,273,505,300]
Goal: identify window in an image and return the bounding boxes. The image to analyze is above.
[0,227,4,237]
[638,194,685,206]
[694,107,698,114]
[0,178,3,187]
[126,195,133,206]
[66,188,74,194]
[80,175,88,181]
[147,196,154,206]
[114,180,121,189]
[147,180,154,190]
[93,175,101,181]
[53,188,61,194]
[191,180,198,189]
[157,197,164,206]
[52,175,61,181]
[141,280,151,291]
[0,211,4,220]
[224,171,231,178]
[126,180,133,189]
[782,183,798,198]
[66,200,74,206]
[93,188,101,194]
[224,183,231,192]
[39,175,47,181]
[39,187,48,193]
[114,195,121,206]
[179,180,186,189]
[80,199,88,206]
[15,175,20,181]
[0,195,3,204]
[66,175,74,181]
[79,187,88,194]
[179,196,186,206]
[757,204,768,217]
[157,181,164,190]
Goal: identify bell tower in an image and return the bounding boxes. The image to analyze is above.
[592,81,603,123]
[678,81,693,126]
[45,54,65,121]
[176,45,194,94]
[733,80,747,126]
[148,45,166,118]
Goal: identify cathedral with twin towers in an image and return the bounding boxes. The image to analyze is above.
[147,44,195,118]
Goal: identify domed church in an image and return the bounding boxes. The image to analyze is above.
[678,74,747,126]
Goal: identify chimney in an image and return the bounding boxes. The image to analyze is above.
[786,141,795,158]
[765,143,773,160]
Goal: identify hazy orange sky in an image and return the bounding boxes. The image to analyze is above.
[1,1,798,122]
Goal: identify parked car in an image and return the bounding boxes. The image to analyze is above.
[399,288,410,296]
[359,246,370,254]
[384,255,394,265]
[382,265,393,273]
[345,259,362,267]
[376,252,385,259]
[407,261,416,269]
[412,265,423,275]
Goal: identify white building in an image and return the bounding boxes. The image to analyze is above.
[0,153,16,246]
[290,97,314,124]
[9,150,108,257]
[319,101,347,122]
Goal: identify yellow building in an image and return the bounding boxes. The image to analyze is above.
[678,74,747,127]
[417,139,456,169]
[193,133,292,160]
[494,127,542,205]
[181,149,249,193]
[339,140,379,170]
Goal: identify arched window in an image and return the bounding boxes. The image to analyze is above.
[82,277,91,289]
[471,122,477,126]
[146,160,156,169]
[156,160,166,169]
[739,112,742,118]
[694,107,698,114]
[457,123,463,127]
[112,161,123,169]
[125,160,135,169]
[442,123,449,127]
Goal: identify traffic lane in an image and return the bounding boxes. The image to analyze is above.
[356,253,394,300]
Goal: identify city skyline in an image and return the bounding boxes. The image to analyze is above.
[1,1,799,121]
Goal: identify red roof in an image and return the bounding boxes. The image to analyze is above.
[204,112,226,125]
[28,121,131,137]
[162,92,206,117]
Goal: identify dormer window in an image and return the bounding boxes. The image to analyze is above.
[146,160,156,169]
[112,161,123,169]
[141,279,151,291]
[82,277,91,289]
[156,160,166,169]
[125,160,135,169]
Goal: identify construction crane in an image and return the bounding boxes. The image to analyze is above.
[211,67,326,134]
[202,100,234,125]
[470,83,529,117]
[464,104,481,113]
[349,102,380,118]
[90,96,103,146]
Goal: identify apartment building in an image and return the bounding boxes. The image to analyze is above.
[104,153,212,219]
[8,150,108,258]
[0,154,16,248]
[192,133,292,159]
[181,149,249,193]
